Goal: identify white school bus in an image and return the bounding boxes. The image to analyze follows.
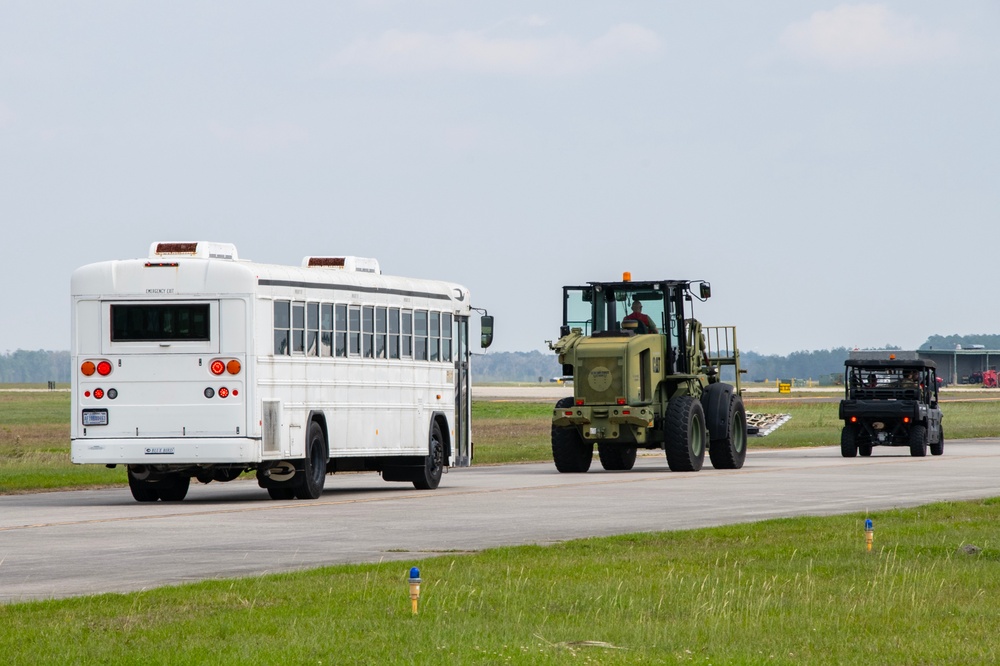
[70,241,494,502]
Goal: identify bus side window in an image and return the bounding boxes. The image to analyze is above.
[389,308,400,359]
[348,306,361,356]
[429,312,440,362]
[307,302,319,356]
[291,302,305,353]
[335,304,347,357]
[442,312,453,362]
[415,310,428,360]
[363,306,374,359]
[321,304,333,356]
[274,300,290,355]
[376,307,387,359]
[401,310,413,358]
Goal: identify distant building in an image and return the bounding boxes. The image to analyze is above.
[849,347,1000,385]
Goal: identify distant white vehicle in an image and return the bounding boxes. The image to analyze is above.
[71,241,493,502]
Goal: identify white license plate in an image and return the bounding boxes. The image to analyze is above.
[82,409,108,426]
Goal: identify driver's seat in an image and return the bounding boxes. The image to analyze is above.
[622,319,646,335]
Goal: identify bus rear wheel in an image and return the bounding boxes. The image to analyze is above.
[413,421,445,490]
[128,469,159,502]
[158,475,190,501]
[294,422,328,500]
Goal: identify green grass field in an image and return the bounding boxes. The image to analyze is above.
[3,500,1000,663]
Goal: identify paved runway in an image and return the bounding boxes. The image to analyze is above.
[3,440,1000,604]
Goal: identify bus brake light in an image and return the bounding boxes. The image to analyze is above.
[218,387,229,398]
[210,360,226,375]
[96,361,113,376]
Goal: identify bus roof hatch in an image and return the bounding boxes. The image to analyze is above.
[149,241,239,261]
[303,256,381,274]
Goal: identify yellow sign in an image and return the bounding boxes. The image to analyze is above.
[778,382,792,394]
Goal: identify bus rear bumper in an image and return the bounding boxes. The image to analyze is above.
[71,438,261,465]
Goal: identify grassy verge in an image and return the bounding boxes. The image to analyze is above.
[0,391,120,492]
[3,499,999,663]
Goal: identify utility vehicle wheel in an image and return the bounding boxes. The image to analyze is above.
[413,421,445,490]
[859,444,873,457]
[158,475,190,502]
[930,425,944,456]
[707,393,747,470]
[552,397,593,472]
[598,444,637,471]
[840,427,858,458]
[128,470,160,503]
[664,396,707,472]
[294,421,328,499]
[909,424,927,457]
[267,487,296,500]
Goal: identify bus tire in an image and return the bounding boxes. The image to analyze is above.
[294,421,328,500]
[128,469,159,502]
[413,421,445,490]
[158,475,190,502]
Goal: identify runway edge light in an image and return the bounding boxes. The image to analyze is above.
[409,567,422,614]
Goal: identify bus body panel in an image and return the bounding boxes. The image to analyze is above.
[72,437,258,465]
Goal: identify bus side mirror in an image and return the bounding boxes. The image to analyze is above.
[699,283,711,300]
[480,315,494,349]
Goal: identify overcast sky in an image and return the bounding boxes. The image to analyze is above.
[1,2,997,356]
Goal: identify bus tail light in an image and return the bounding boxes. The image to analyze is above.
[218,387,230,399]
[82,360,112,376]
[210,359,241,375]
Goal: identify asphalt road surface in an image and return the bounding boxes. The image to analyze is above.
[4,440,1000,604]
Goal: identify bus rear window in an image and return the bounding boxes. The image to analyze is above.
[111,304,210,342]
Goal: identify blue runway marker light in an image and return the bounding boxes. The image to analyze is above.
[409,567,422,614]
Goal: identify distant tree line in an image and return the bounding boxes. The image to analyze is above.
[472,350,563,383]
[5,336,997,385]
[0,350,71,383]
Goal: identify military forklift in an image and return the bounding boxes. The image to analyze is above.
[547,274,747,473]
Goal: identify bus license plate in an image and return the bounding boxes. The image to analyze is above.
[82,409,109,426]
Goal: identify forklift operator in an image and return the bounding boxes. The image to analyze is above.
[623,300,658,334]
